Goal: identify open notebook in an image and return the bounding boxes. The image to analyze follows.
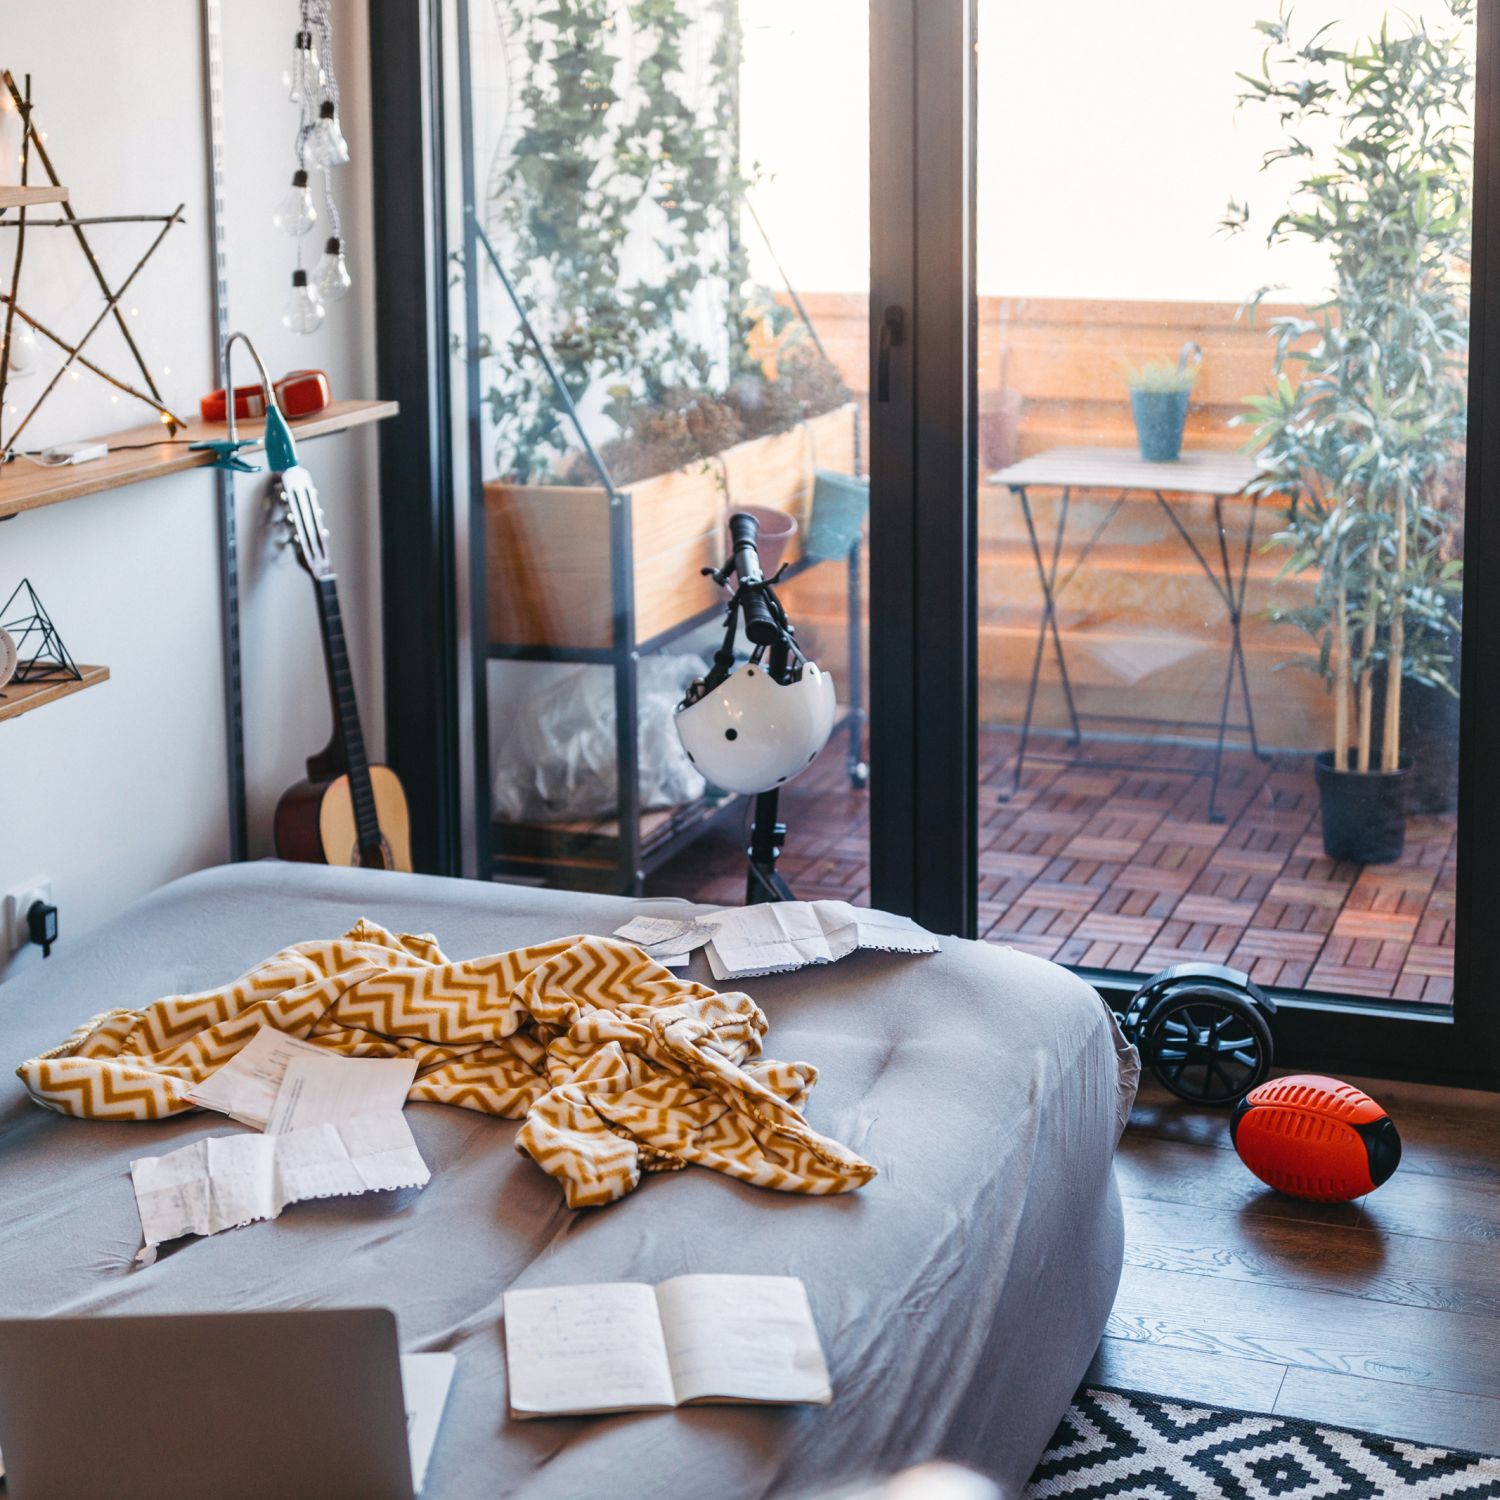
[503,1274,832,1418]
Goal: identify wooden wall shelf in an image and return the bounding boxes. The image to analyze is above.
[0,398,399,521]
[0,664,109,723]
[0,184,69,209]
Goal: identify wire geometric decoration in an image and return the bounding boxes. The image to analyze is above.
[0,68,186,465]
[1,578,81,684]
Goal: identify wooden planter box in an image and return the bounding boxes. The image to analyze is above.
[485,403,859,651]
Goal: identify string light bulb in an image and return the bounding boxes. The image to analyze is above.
[281,268,325,334]
[272,169,317,236]
[312,236,352,303]
[283,30,325,104]
[304,101,349,168]
[284,4,350,322]
[2,323,37,379]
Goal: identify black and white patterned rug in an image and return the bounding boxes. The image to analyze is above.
[1026,1387,1500,1499]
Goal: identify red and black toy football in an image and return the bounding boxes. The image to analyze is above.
[1230,1074,1401,1202]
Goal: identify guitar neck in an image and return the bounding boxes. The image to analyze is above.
[312,575,382,851]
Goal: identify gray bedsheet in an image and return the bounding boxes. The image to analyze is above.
[0,863,1137,1500]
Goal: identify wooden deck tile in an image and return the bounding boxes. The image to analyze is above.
[647,734,1456,1006]
[1173,894,1262,926]
[1332,908,1422,941]
[1073,912,1166,944]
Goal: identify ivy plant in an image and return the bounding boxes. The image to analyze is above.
[485,0,755,482]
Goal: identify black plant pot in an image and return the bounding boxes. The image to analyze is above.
[1370,673,1460,816]
[1314,751,1411,865]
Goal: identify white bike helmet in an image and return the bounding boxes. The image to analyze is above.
[675,661,836,795]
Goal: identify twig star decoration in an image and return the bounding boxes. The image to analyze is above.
[0,69,186,462]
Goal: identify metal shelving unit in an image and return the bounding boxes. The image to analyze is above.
[486,536,867,895]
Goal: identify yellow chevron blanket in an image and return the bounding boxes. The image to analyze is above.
[16,921,875,1208]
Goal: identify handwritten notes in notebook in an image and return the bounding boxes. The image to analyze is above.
[502,1274,832,1417]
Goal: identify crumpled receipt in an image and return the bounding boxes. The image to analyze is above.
[697,900,939,979]
[129,1110,429,1265]
[612,914,717,968]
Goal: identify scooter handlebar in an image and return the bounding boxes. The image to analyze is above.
[728,511,780,645]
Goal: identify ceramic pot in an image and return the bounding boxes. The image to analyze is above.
[1130,388,1190,462]
[730,505,798,576]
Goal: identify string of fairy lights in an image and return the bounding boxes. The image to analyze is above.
[0,18,353,455]
[275,0,352,333]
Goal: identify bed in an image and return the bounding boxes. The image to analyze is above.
[0,862,1137,1499]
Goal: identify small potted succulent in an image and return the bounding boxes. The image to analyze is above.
[1125,342,1202,462]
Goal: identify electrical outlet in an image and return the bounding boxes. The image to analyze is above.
[5,879,53,953]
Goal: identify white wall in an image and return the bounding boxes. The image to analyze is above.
[0,0,381,982]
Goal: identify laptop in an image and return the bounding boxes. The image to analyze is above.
[0,1307,454,1500]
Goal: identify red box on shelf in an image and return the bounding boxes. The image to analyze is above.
[200,370,331,424]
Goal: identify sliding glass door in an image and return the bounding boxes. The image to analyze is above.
[445,0,876,904]
[971,0,1498,1079]
[400,0,1497,1079]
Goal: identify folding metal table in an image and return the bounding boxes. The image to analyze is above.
[990,446,1266,822]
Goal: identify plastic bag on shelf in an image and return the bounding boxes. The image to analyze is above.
[492,654,708,823]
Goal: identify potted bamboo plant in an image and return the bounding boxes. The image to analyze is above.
[1230,1,1469,864]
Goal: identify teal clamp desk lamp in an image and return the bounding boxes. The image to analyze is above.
[190,331,298,473]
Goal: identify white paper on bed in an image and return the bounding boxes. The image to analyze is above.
[612,915,717,968]
[129,1111,429,1263]
[265,1052,417,1134]
[181,1024,331,1130]
[698,901,939,979]
[401,1352,457,1494]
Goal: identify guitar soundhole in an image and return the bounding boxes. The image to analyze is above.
[347,837,395,870]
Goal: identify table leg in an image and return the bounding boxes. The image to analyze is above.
[1151,488,1267,822]
[1194,492,1268,822]
[1233,493,1267,761]
[1004,484,1082,802]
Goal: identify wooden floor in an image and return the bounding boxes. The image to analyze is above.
[649,731,1458,1006]
[1091,1075,1500,1455]
[648,734,1493,1453]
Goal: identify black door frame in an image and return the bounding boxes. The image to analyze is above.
[869,0,980,940]
[368,0,463,878]
[979,0,1500,1089]
[374,0,1496,1086]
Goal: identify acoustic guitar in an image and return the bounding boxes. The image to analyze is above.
[272,472,412,871]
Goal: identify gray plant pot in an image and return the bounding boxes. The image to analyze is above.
[1130,389,1190,462]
